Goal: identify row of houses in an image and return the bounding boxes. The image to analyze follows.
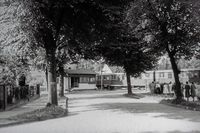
[30,64,200,91]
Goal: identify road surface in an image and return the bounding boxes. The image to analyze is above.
[0,90,200,133]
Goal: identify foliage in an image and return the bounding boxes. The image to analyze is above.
[141,0,200,60]
[127,0,200,99]
[10,105,67,121]
[96,1,159,77]
[0,54,30,85]
[14,0,132,103]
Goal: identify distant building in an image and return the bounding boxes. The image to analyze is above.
[97,64,200,90]
[96,64,125,89]
[64,69,97,91]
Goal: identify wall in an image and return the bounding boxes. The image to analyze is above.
[71,83,96,90]
[122,70,191,89]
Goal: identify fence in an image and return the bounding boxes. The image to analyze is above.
[0,84,40,111]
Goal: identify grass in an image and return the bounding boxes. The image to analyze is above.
[160,98,200,111]
[143,93,174,98]
[8,106,68,122]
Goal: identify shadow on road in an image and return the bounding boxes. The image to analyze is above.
[141,131,200,133]
[69,94,125,100]
[90,102,200,123]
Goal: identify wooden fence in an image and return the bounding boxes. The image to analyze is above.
[0,84,40,111]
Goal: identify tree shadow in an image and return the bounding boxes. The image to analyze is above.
[141,131,200,133]
[68,93,134,101]
[90,102,200,123]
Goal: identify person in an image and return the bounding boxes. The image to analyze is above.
[180,82,185,98]
[155,82,161,94]
[149,81,155,94]
[172,83,176,98]
[168,82,172,95]
[190,82,196,102]
[185,81,190,101]
[160,83,164,94]
[163,83,169,95]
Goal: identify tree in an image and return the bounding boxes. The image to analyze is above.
[94,1,158,94]
[56,47,79,97]
[17,0,123,105]
[1,0,131,104]
[126,0,200,100]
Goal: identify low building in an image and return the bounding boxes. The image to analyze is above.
[96,64,125,89]
[64,69,97,91]
[97,64,200,90]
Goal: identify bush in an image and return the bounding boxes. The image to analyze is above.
[9,106,68,121]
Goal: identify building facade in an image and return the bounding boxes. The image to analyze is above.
[64,69,97,91]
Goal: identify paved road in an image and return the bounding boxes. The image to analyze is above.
[0,90,200,133]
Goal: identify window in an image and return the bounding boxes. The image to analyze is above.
[168,72,172,79]
[106,76,110,80]
[80,77,89,83]
[103,76,110,80]
[122,75,125,80]
[159,72,165,78]
[90,77,95,82]
[97,76,101,80]
[111,75,117,80]
[71,77,79,87]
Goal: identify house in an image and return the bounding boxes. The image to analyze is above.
[96,64,125,89]
[64,69,97,91]
[97,64,200,90]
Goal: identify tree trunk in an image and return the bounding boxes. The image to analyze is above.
[153,71,156,82]
[168,53,182,100]
[126,71,133,94]
[59,65,64,97]
[45,66,48,92]
[47,50,58,105]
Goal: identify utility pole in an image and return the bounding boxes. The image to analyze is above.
[101,70,103,90]
[100,64,104,90]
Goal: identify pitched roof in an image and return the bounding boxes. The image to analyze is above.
[66,69,96,75]
[100,64,124,74]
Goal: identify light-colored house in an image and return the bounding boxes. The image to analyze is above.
[96,64,125,89]
[64,69,97,91]
[98,64,200,89]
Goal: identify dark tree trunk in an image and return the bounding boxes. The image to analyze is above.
[59,65,64,97]
[47,49,58,105]
[126,71,132,94]
[153,71,156,82]
[45,66,48,92]
[168,52,182,100]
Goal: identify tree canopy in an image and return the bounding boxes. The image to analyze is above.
[127,0,200,100]
[14,0,132,104]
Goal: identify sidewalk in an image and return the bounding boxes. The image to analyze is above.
[0,92,67,127]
